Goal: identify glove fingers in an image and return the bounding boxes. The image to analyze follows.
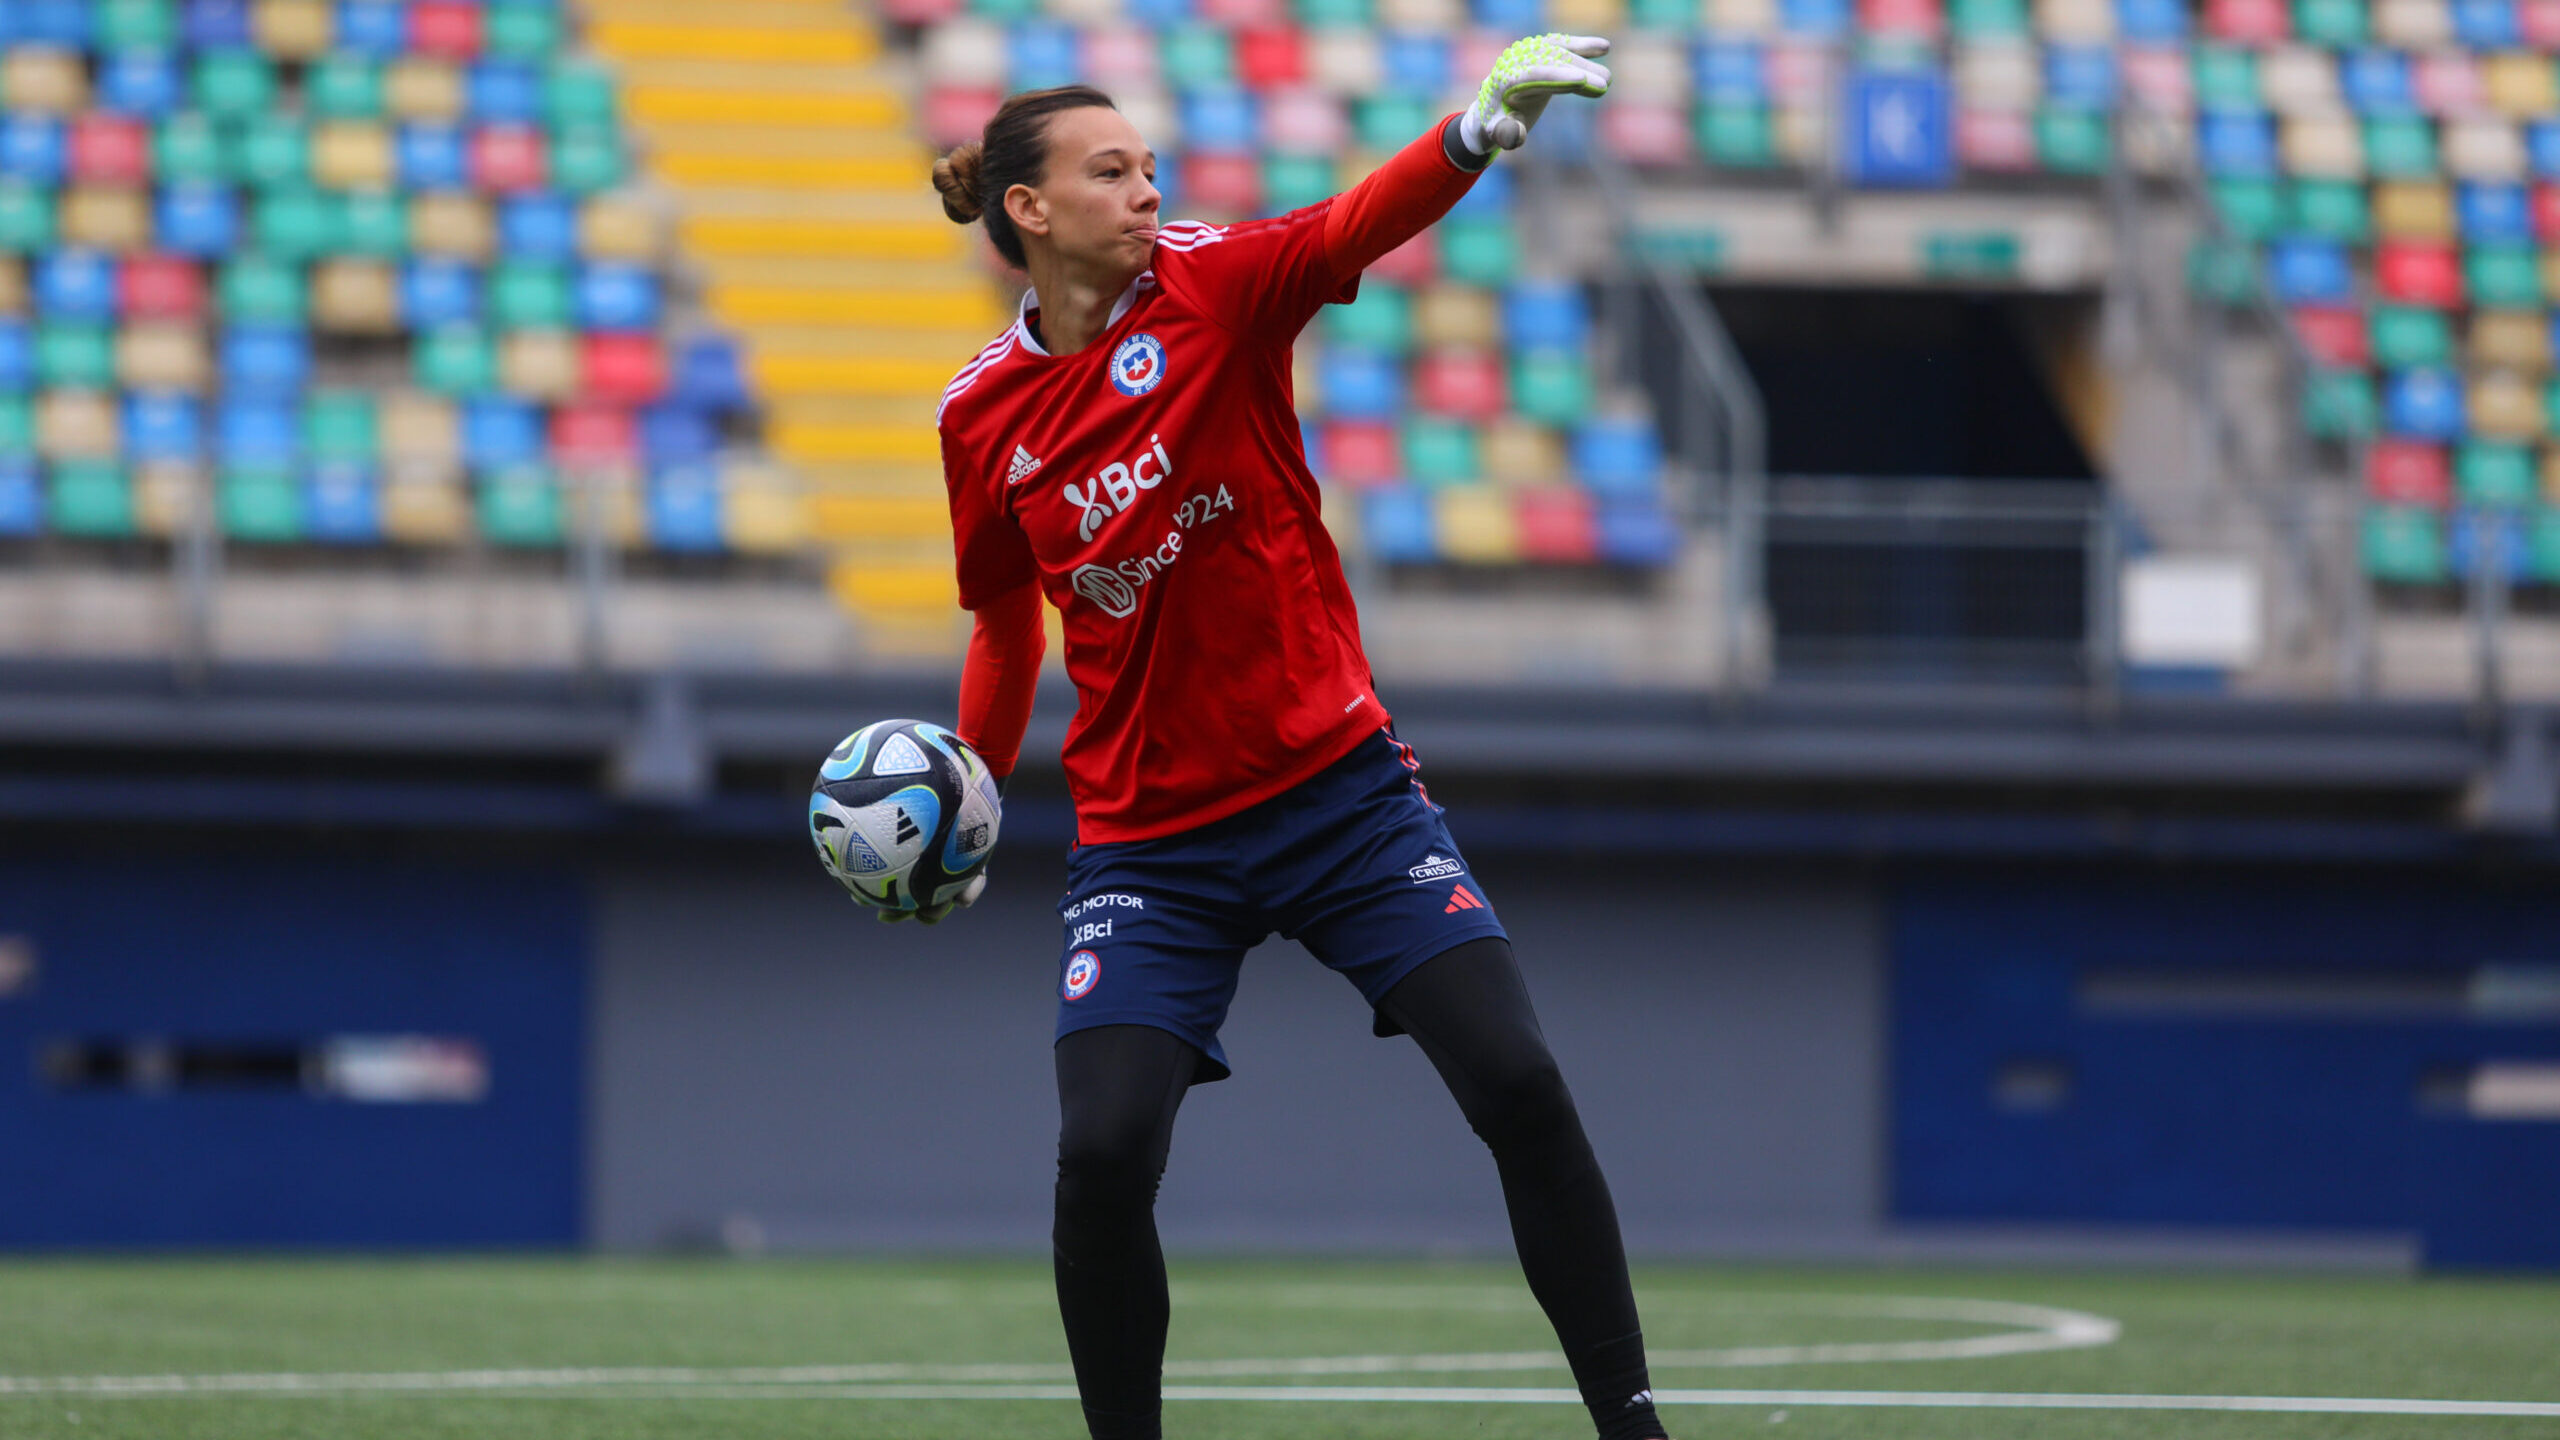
[1559,34,1612,58]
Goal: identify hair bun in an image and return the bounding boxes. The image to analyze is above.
[933,144,986,224]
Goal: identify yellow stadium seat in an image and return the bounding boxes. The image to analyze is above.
[387,59,466,123]
[2375,181,2455,239]
[254,0,335,59]
[500,330,579,401]
[2470,311,2549,373]
[2468,371,2544,440]
[809,494,949,542]
[2376,0,2453,46]
[1775,105,1825,165]
[2280,116,2363,179]
[61,189,151,252]
[1958,43,2041,111]
[131,462,201,539]
[1319,481,1360,550]
[1709,0,1778,32]
[1483,417,1567,487]
[1434,486,1522,564]
[382,469,471,545]
[2485,53,2559,117]
[0,258,23,315]
[580,198,660,263]
[312,122,394,190]
[1,49,86,114]
[724,464,809,553]
[1549,0,1626,30]
[409,193,494,260]
[2036,0,2115,41]
[2544,447,2560,505]
[1417,285,1499,350]
[2445,119,2526,181]
[828,561,956,613]
[313,259,400,334]
[381,393,459,463]
[117,322,211,392]
[38,391,119,459]
[1292,347,1322,413]
[2544,252,2560,304]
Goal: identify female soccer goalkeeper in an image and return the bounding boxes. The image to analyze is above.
[921,39,1670,1440]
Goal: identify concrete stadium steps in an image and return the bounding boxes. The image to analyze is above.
[585,0,997,651]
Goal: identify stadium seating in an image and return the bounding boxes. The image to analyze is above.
[0,0,769,554]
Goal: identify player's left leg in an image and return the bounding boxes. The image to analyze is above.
[1375,937,1670,1440]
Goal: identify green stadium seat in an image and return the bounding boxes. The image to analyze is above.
[219,464,304,540]
[1628,0,1697,25]
[50,460,134,538]
[2361,505,2446,581]
[2532,509,2560,583]
[2373,305,2452,368]
[308,56,386,119]
[154,115,230,185]
[305,392,377,463]
[416,325,497,395]
[2467,245,2542,307]
[1698,105,1775,166]
[38,323,114,388]
[969,0,1041,19]
[1951,0,2031,37]
[236,118,310,190]
[545,63,619,128]
[549,126,626,194]
[1440,217,1519,286]
[2212,178,2283,240]
[2194,47,2260,110]
[2035,110,2109,173]
[2305,369,2378,438]
[2289,179,2371,242]
[255,190,340,258]
[100,0,179,52]
[2293,0,2369,45]
[2187,238,2261,302]
[2457,442,2537,506]
[0,183,54,253]
[0,395,30,454]
[1298,0,1375,24]
[486,1,565,60]
[479,465,564,545]
[1327,284,1412,353]
[1264,154,1334,213]
[1357,96,1440,154]
[1162,26,1235,90]
[193,50,276,119]
[338,192,409,257]
[1512,349,1593,426]
[492,262,571,328]
[2363,117,2436,178]
[1403,417,1478,485]
[220,257,304,323]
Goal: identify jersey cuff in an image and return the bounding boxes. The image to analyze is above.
[1441,114,1494,173]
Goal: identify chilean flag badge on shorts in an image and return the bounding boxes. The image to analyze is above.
[1062,949,1102,1000]
[1109,333,1166,397]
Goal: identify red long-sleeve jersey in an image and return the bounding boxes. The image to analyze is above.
[945,118,1482,843]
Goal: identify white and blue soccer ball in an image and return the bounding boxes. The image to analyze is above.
[808,719,1002,913]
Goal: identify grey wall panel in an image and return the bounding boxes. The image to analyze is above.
[590,846,1882,1254]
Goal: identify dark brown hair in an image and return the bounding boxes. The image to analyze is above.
[931,85,1120,269]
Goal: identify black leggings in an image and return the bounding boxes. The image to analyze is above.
[1052,937,1664,1440]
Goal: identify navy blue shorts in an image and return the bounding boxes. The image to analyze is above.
[1054,725,1506,1080]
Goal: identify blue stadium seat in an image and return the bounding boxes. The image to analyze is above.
[469,63,545,126]
[646,465,723,551]
[2384,368,2467,439]
[2452,0,2522,48]
[2045,47,2117,110]
[1448,159,1514,218]
[1382,33,1453,97]
[305,460,380,542]
[402,259,481,327]
[0,116,66,185]
[184,0,252,48]
[2117,0,2189,38]
[218,399,300,466]
[13,0,91,47]
[1697,41,1768,104]
[158,183,240,257]
[1530,99,1595,166]
[1009,22,1082,93]
[499,194,578,260]
[1179,90,1259,156]
[2458,182,2531,243]
[1596,501,1680,566]
[462,397,542,471]
[1505,281,1589,350]
[2447,507,2533,578]
[1317,348,1404,420]
[336,0,408,56]
[124,393,202,461]
[1298,417,1326,476]
[1573,418,1663,501]
[1362,488,1438,563]
[1475,0,1546,29]
[2266,237,2352,301]
[640,405,717,466]
[1781,0,1852,36]
[221,326,311,398]
[399,126,468,190]
[2342,50,2415,114]
[2531,120,2560,180]
[2199,112,2277,177]
[0,322,30,391]
[38,252,118,320]
[1124,0,1191,25]
[0,456,39,536]
[100,52,185,117]
[577,265,660,330]
[673,335,749,411]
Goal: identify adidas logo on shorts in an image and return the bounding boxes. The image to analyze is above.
[1444,884,1487,914]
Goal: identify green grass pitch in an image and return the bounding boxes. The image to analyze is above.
[2,1257,2556,1438]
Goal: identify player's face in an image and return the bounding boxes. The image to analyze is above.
[1021,107,1161,276]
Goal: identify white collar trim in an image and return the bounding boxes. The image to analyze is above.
[1014,273,1154,357]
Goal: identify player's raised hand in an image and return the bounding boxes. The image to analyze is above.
[1461,33,1612,155]
[877,871,987,925]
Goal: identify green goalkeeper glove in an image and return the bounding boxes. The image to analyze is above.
[1460,33,1613,156]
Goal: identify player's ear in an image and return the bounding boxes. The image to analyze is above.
[1004,182,1049,241]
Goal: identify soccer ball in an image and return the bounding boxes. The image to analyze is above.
[808,719,1002,913]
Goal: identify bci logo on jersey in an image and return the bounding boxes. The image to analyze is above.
[1063,435,1173,542]
[1109,333,1167,397]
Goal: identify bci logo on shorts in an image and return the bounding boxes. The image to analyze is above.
[1062,949,1101,1001]
[1109,333,1166,397]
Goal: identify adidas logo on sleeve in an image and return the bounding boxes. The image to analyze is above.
[1006,444,1044,485]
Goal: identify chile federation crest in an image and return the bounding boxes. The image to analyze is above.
[1108,333,1167,397]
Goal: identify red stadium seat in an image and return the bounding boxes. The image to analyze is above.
[1180,154,1262,216]
[2367,440,2452,505]
[2533,183,2560,243]
[879,0,965,21]
[2205,0,2290,42]
[1860,0,1944,34]
[1415,348,1505,422]
[120,255,204,320]
[924,87,1006,150]
[2375,241,2464,306]
[1320,420,1400,487]
[2527,0,2560,47]
[1198,0,1288,24]
[1516,486,1598,563]
[1602,103,1693,165]
[1235,27,1306,91]
[70,116,151,187]
[551,404,637,466]
[1369,230,1437,287]
[409,1,485,60]
[2290,306,2370,367]
[582,333,666,405]
[470,126,547,194]
[1958,111,2037,171]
